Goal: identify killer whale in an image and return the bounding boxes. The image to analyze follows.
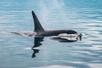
[32,11,82,41]
[11,11,82,42]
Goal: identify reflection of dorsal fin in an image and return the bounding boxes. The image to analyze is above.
[32,11,44,32]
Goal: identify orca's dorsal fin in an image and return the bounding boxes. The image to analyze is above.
[32,11,44,32]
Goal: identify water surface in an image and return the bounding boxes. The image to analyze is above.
[0,0,102,68]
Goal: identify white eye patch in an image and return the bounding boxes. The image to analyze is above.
[57,33,79,41]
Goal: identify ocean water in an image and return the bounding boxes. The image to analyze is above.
[0,0,102,68]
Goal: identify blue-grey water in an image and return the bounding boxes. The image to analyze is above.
[0,0,102,68]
